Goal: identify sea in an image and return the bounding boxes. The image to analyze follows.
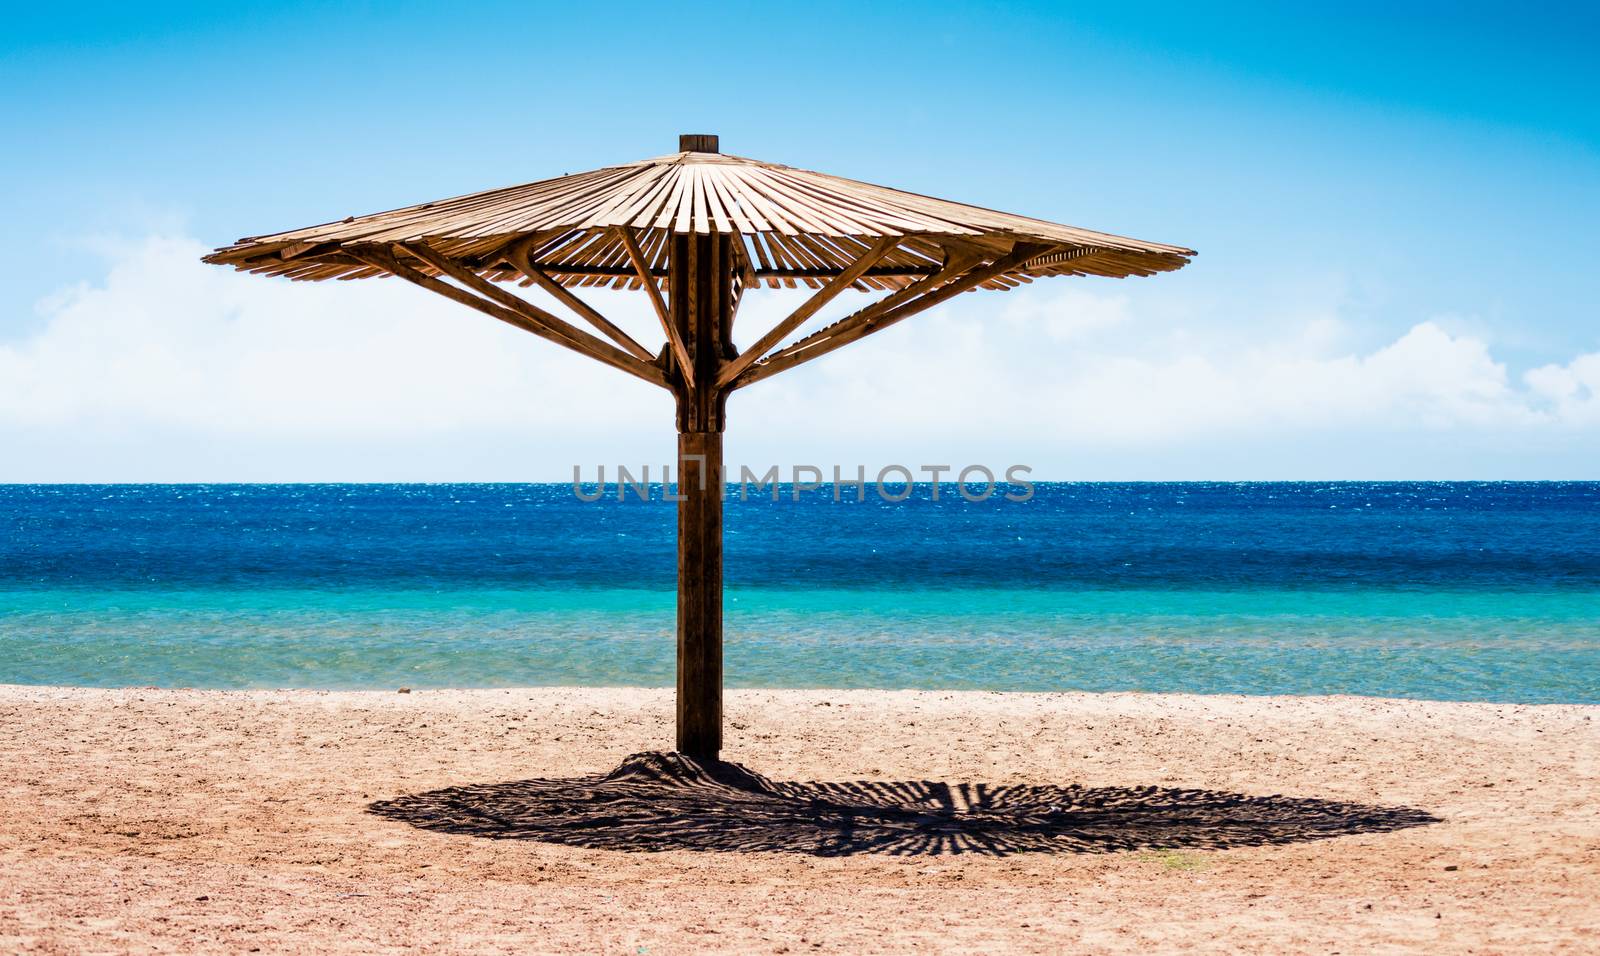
[1,482,1597,703]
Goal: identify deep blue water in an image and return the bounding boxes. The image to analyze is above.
[2,482,1597,702]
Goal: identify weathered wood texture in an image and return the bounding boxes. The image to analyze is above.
[675,429,723,760]
[204,135,1195,760]
[672,231,733,759]
[203,142,1194,289]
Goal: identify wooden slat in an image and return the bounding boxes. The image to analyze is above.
[596,163,679,229]
[703,165,765,233]
[656,167,692,232]
[718,168,803,235]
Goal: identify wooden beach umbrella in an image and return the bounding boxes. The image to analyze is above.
[205,134,1194,761]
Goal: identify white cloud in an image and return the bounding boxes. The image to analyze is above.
[1,234,1596,479]
[0,236,663,435]
[736,301,1588,445]
[1525,351,1600,425]
[995,285,1132,343]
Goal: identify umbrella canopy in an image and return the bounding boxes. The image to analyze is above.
[204,135,1194,761]
[205,137,1191,291]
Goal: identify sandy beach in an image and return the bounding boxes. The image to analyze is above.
[0,684,1595,954]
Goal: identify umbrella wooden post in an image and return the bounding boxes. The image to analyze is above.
[671,228,733,761]
[675,427,722,760]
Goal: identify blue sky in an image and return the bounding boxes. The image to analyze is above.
[2,2,1597,479]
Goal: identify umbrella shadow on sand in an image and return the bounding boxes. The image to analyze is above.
[368,752,1439,857]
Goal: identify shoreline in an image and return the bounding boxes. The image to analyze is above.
[2,685,1596,952]
[3,681,1596,708]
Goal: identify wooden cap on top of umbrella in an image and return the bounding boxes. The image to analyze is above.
[204,135,1194,762]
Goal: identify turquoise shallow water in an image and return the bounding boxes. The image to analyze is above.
[2,483,1598,702]
[3,586,1597,702]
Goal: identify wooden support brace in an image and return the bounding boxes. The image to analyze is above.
[732,244,1052,388]
[396,241,665,384]
[505,237,656,362]
[345,244,668,389]
[715,235,900,388]
[615,226,694,388]
[736,247,980,377]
